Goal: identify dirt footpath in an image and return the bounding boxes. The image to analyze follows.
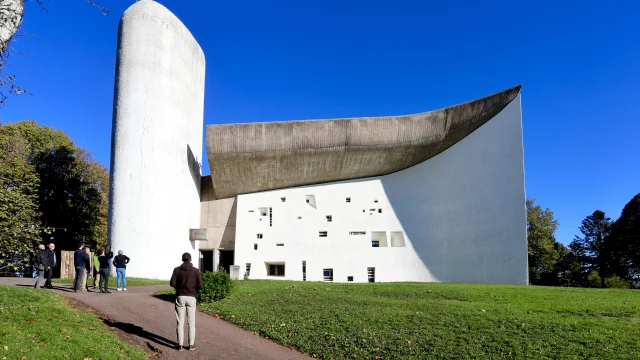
[1,277,311,360]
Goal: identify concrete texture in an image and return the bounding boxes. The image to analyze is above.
[206,85,521,199]
[0,278,311,360]
[107,0,206,278]
[235,95,527,284]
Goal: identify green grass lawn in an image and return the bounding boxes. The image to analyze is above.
[0,285,145,359]
[55,277,168,287]
[158,281,640,359]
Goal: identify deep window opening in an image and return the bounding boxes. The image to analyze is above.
[326,215,332,222]
[346,197,351,203]
[305,195,317,209]
[245,263,251,277]
[254,244,258,250]
[323,268,333,282]
[347,276,354,282]
[372,240,380,247]
[267,263,285,277]
[257,233,263,239]
[390,231,406,247]
[371,231,388,247]
[349,231,366,235]
[378,209,382,213]
[269,207,273,227]
[367,267,375,283]
[281,197,286,202]
[276,243,284,247]
[319,231,327,238]
[302,260,306,281]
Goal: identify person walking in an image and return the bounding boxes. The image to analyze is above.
[33,244,50,289]
[44,242,56,289]
[113,250,130,291]
[98,249,114,294]
[93,250,101,289]
[73,242,88,292]
[170,253,202,351]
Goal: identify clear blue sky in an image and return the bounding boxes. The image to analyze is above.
[1,0,638,245]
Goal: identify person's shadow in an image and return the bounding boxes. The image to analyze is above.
[102,319,177,351]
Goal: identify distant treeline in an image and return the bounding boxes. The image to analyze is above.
[527,195,640,289]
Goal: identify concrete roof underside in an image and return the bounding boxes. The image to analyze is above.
[206,85,522,199]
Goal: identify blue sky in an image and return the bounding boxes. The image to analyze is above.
[1,0,638,244]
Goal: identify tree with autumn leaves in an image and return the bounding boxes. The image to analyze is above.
[0,120,108,275]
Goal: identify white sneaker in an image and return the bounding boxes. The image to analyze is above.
[123,288,127,291]
[117,288,122,291]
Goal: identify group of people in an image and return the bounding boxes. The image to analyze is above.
[35,243,202,352]
[72,242,131,293]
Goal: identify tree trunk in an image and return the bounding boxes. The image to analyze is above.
[0,0,24,57]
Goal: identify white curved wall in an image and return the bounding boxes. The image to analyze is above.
[234,95,527,284]
[107,0,205,279]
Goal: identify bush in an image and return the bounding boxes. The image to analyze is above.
[197,270,232,303]
[586,271,601,288]
[604,276,629,289]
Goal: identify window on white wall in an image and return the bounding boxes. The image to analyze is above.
[323,268,333,282]
[281,197,286,202]
[390,232,406,247]
[367,267,375,283]
[254,244,258,250]
[349,231,366,235]
[302,260,306,281]
[319,231,327,237]
[276,243,284,247]
[378,209,382,213]
[257,233,263,239]
[258,207,268,216]
[269,207,272,227]
[371,231,388,247]
[346,197,351,203]
[267,263,285,276]
[348,276,353,282]
[326,215,332,222]
[245,263,251,277]
[305,195,317,209]
[374,200,378,203]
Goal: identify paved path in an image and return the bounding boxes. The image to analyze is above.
[1,277,311,360]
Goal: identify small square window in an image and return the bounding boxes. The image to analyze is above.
[254,244,258,250]
[378,209,382,213]
[281,197,286,202]
[319,231,328,238]
[326,215,332,222]
[372,240,380,247]
[348,276,353,282]
[346,197,351,203]
[323,268,333,282]
[257,233,263,239]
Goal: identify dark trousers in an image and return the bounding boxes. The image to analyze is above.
[99,268,110,292]
[44,267,53,288]
[73,266,84,290]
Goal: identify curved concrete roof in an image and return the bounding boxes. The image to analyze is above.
[206,85,522,199]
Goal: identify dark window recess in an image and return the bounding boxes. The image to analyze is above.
[257,233,263,239]
[276,243,284,247]
[326,215,332,222]
[372,240,380,247]
[363,209,365,212]
[378,209,382,213]
[302,261,306,281]
[268,264,285,276]
[367,267,375,283]
[254,244,258,250]
[319,231,328,237]
[348,276,354,282]
[323,268,333,282]
[297,216,302,219]
[248,210,254,212]
[245,263,251,277]
[369,209,376,212]
[269,207,273,227]
[349,231,366,235]
[374,200,378,203]
[346,197,351,203]
[281,197,286,202]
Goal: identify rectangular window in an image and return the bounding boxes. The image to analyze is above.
[374,200,378,203]
[269,207,273,227]
[378,209,382,213]
[305,195,317,209]
[347,276,354,282]
[349,231,366,235]
[371,240,380,247]
[297,216,302,219]
[254,244,258,250]
[248,210,254,213]
[281,197,286,202]
[268,264,285,276]
[276,243,284,247]
[346,197,351,203]
[245,263,251,277]
[323,268,333,282]
[302,260,306,281]
[369,208,376,212]
[390,231,406,247]
[259,207,268,216]
[367,267,375,283]
[257,233,263,239]
[371,231,388,247]
[326,215,332,222]
[319,231,327,237]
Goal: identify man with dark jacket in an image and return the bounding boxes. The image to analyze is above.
[33,244,50,289]
[170,253,202,352]
[97,249,114,294]
[113,250,130,291]
[73,242,88,292]
[44,242,56,289]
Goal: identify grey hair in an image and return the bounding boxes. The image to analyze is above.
[118,250,123,255]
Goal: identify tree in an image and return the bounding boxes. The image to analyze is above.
[0,0,108,106]
[569,210,613,288]
[526,198,561,284]
[608,193,640,281]
[0,124,40,275]
[0,120,109,252]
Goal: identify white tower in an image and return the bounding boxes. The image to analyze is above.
[107,0,206,278]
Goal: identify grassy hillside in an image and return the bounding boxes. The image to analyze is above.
[159,280,640,359]
[0,286,145,359]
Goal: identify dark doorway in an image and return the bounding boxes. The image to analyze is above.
[219,250,234,274]
[201,250,213,272]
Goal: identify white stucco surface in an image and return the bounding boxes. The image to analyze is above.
[234,95,527,284]
[107,0,205,279]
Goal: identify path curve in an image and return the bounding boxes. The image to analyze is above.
[0,277,312,360]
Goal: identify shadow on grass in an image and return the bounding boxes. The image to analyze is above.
[103,319,177,351]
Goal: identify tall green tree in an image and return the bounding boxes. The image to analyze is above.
[526,198,561,284]
[0,126,40,274]
[0,120,109,252]
[608,194,640,281]
[569,210,613,288]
